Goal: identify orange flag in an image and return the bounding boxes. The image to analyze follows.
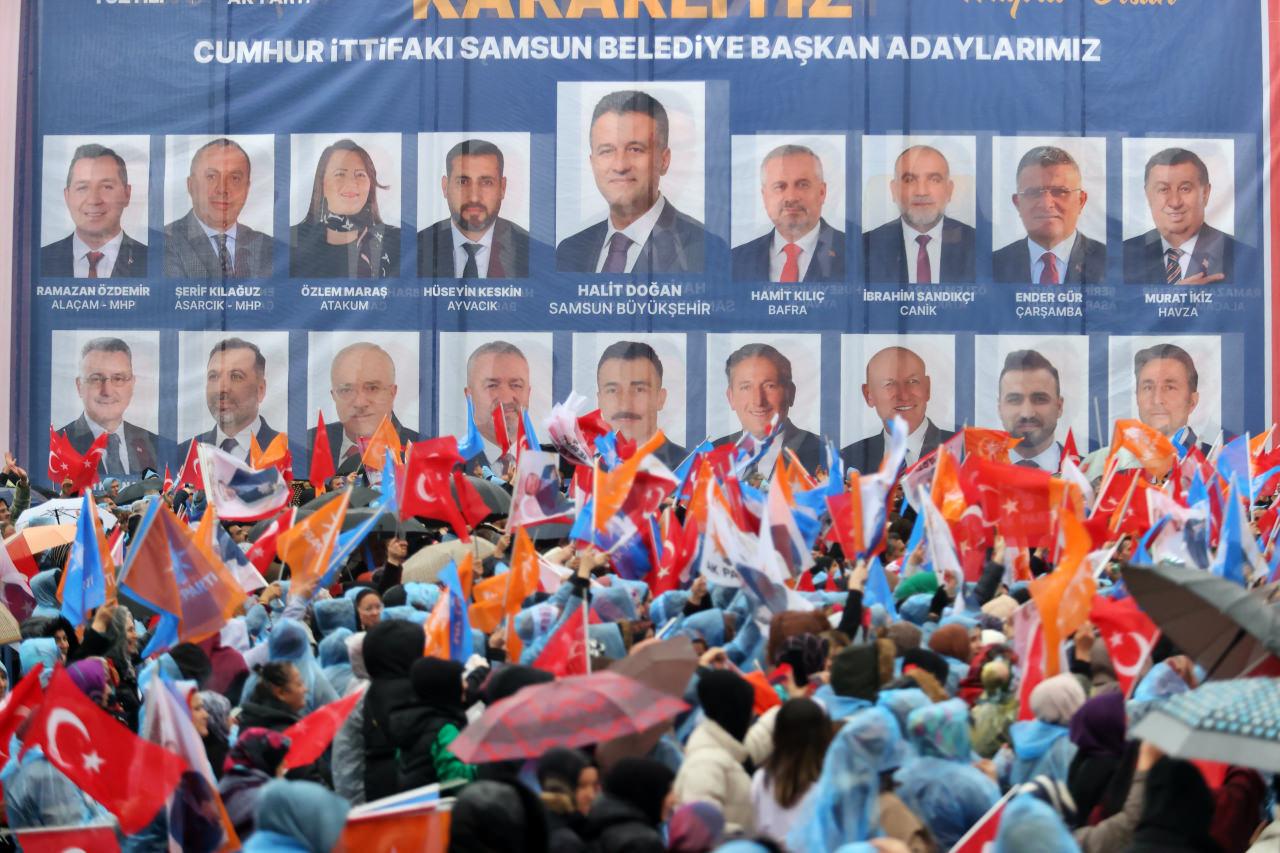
[965,428,1021,464]
[1029,507,1095,678]
[1108,419,1177,479]
[931,447,968,522]
[468,575,507,633]
[593,431,666,532]
[457,551,474,601]
[781,450,817,492]
[276,491,349,591]
[362,415,403,471]
[423,592,451,659]
[502,528,541,658]
[1251,427,1274,459]
[254,433,292,474]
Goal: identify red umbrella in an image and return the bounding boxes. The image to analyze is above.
[449,670,688,764]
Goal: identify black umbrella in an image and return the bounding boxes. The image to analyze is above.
[342,506,428,535]
[460,476,511,518]
[302,485,379,512]
[116,477,163,504]
[1121,562,1280,679]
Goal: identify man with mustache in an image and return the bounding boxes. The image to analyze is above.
[59,337,159,477]
[864,144,975,283]
[418,138,530,279]
[309,342,419,475]
[183,337,280,463]
[842,345,953,473]
[595,340,685,470]
[993,145,1105,285]
[464,340,532,477]
[42,143,147,278]
[731,144,845,282]
[712,343,823,476]
[997,349,1064,472]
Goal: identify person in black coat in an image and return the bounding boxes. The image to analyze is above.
[360,620,431,801]
[584,758,675,853]
[537,748,596,853]
[448,779,551,853]
[1124,756,1222,853]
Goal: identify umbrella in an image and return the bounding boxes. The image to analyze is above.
[595,637,698,771]
[0,603,20,645]
[5,524,78,577]
[448,670,689,764]
[402,538,495,584]
[1131,677,1280,773]
[1122,562,1280,679]
[115,477,163,504]
[463,476,511,518]
[300,486,379,513]
[341,507,428,535]
[15,499,118,532]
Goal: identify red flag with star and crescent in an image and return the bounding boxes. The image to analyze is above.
[22,667,187,833]
[48,427,107,493]
[969,457,1071,549]
[534,603,601,677]
[1089,595,1160,697]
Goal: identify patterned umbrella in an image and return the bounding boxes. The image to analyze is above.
[596,636,699,772]
[1131,677,1280,773]
[448,670,689,764]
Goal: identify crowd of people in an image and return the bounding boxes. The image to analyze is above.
[0,412,1276,853]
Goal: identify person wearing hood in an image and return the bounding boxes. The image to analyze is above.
[994,794,1082,853]
[750,697,834,849]
[1067,691,1127,826]
[894,757,1001,850]
[318,628,355,697]
[906,698,975,764]
[674,669,757,834]
[970,659,1018,759]
[195,629,249,702]
[814,639,896,720]
[585,758,676,853]
[536,748,595,853]
[447,778,551,853]
[1124,756,1222,853]
[330,631,372,804]
[360,619,426,801]
[242,779,350,853]
[395,656,478,790]
[218,727,292,840]
[18,637,60,682]
[999,673,1085,789]
[28,569,61,620]
[239,619,338,714]
[200,690,233,781]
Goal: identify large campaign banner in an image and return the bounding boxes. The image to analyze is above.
[12,0,1275,482]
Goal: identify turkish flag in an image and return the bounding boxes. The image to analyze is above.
[649,512,699,597]
[341,809,450,853]
[400,439,472,541]
[964,428,1020,464]
[48,428,106,493]
[534,602,598,677]
[0,664,45,767]
[282,686,366,770]
[1090,595,1159,697]
[16,824,121,853]
[969,457,1066,548]
[245,508,295,576]
[175,438,204,491]
[23,668,187,833]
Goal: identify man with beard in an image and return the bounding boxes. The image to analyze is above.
[183,338,280,463]
[997,349,1064,472]
[842,345,953,473]
[595,340,686,469]
[464,340,532,477]
[418,139,530,279]
[731,144,845,282]
[864,145,975,283]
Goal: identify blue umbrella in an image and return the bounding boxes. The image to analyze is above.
[1131,677,1280,773]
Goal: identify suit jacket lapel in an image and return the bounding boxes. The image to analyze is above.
[804,222,832,282]
[491,220,515,279]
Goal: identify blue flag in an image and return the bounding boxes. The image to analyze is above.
[1216,434,1251,500]
[438,561,474,662]
[862,556,897,619]
[373,447,400,514]
[61,491,106,627]
[457,395,484,462]
[521,408,541,451]
[324,506,388,588]
[1211,478,1250,586]
[673,438,713,500]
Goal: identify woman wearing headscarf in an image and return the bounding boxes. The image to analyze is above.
[537,748,595,852]
[196,631,249,703]
[894,758,1001,850]
[1067,692,1127,826]
[1000,673,1086,788]
[318,628,355,697]
[289,139,400,279]
[239,619,337,714]
[1123,756,1222,853]
[674,669,756,834]
[28,569,60,620]
[18,637,59,682]
[585,758,676,853]
[200,691,232,781]
[313,598,356,638]
[218,727,292,840]
[330,632,372,804]
[360,619,426,801]
[73,603,142,729]
[750,698,833,848]
[395,657,478,790]
[995,794,1082,853]
[242,779,350,853]
[667,802,726,853]
[906,698,975,763]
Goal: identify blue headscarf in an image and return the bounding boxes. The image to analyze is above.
[650,591,689,627]
[402,583,441,612]
[29,571,60,620]
[244,604,270,643]
[312,599,356,637]
[906,698,973,762]
[894,758,1000,849]
[994,794,1081,853]
[247,779,350,853]
[319,628,354,697]
[678,609,726,648]
[19,639,59,682]
[241,619,337,713]
[591,585,638,622]
[876,688,931,735]
[786,706,891,851]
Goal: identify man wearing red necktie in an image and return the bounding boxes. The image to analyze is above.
[40,143,148,279]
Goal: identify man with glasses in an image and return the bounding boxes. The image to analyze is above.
[59,337,159,476]
[994,145,1105,285]
[183,337,280,463]
[310,342,419,474]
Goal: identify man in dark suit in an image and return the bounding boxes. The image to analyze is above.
[842,345,953,474]
[997,349,1065,472]
[59,337,159,477]
[595,341,686,470]
[731,144,844,282]
[1123,147,1237,285]
[41,143,147,278]
[993,145,1104,285]
[556,90,705,274]
[308,342,419,475]
[182,337,280,463]
[463,340,533,477]
[711,343,823,475]
[164,138,273,279]
[864,145,975,284]
[418,139,530,279]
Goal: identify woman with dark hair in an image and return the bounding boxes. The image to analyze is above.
[355,587,383,631]
[218,727,292,840]
[585,758,676,853]
[536,748,596,852]
[750,698,834,846]
[290,139,400,279]
[239,661,307,732]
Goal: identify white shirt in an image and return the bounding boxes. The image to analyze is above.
[84,415,131,475]
[882,417,931,466]
[451,222,494,278]
[1012,441,1061,472]
[197,217,238,265]
[214,416,263,462]
[902,218,945,284]
[594,195,667,274]
[72,232,123,279]
[767,222,822,282]
[1161,231,1200,280]
[750,767,817,852]
[1027,233,1078,284]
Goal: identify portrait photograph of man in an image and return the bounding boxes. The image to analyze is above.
[417,133,531,279]
[177,332,288,463]
[840,334,956,474]
[862,136,976,284]
[50,331,162,478]
[572,333,688,470]
[730,135,845,283]
[437,332,554,476]
[991,137,1107,285]
[163,135,274,279]
[307,333,420,475]
[556,83,707,274]
[40,136,149,279]
[1122,139,1240,285]
[973,335,1092,472]
[706,335,823,476]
